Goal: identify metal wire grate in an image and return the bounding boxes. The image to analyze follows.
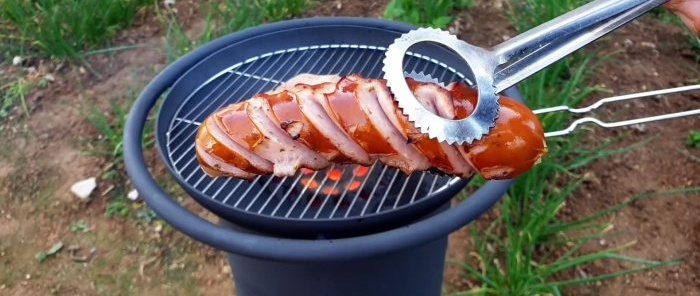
[165,44,468,221]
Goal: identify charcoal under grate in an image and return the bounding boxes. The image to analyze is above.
[159,36,474,237]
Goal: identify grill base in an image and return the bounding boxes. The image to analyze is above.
[220,203,449,296]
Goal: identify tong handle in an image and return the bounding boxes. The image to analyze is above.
[536,84,700,137]
[491,0,669,93]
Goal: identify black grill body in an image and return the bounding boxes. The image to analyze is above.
[220,205,449,296]
[124,17,518,296]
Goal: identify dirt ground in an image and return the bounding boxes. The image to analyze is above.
[557,18,700,296]
[442,2,700,296]
[0,0,698,295]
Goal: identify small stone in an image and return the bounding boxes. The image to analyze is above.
[221,265,231,275]
[154,223,163,233]
[71,177,97,200]
[629,123,646,133]
[622,39,633,47]
[12,56,23,66]
[127,189,139,201]
[44,74,55,82]
[25,274,31,280]
[163,0,175,5]
[599,239,606,246]
[640,41,656,49]
[126,245,138,254]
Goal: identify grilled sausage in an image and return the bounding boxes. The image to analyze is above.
[195,74,547,180]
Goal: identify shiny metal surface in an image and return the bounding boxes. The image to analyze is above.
[406,70,444,87]
[164,43,463,222]
[383,0,670,145]
[383,28,500,145]
[537,84,700,137]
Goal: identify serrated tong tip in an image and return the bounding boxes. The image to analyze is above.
[382,28,500,146]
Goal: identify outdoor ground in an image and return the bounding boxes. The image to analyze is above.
[0,0,698,295]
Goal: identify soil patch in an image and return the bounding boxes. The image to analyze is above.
[563,16,700,296]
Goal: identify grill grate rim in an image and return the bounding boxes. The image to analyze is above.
[165,43,470,222]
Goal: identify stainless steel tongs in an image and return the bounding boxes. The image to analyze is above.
[382,0,680,145]
[536,84,700,137]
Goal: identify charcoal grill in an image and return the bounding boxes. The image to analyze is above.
[125,18,517,296]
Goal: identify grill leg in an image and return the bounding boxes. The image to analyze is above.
[219,203,451,296]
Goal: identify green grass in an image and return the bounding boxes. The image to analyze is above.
[158,0,311,62]
[84,94,155,218]
[80,0,311,219]
[0,77,31,119]
[445,0,683,294]
[81,71,156,218]
[106,196,131,218]
[85,0,313,218]
[84,96,135,162]
[0,0,151,59]
[257,0,308,22]
[383,0,473,28]
[449,189,696,295]
[82,64,155,164]
[0,70,52,122]
[650,6,685,25]
[687,130,700,148]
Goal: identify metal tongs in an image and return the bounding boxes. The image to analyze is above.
[383,0,699,145]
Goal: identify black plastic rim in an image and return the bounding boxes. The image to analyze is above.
[124,17,515,262]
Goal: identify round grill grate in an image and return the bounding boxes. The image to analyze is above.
[155,23,477,238]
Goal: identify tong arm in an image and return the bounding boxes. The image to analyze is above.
[491,0,670,93]
[536,84,700,137]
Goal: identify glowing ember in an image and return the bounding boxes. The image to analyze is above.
[321,187,341,195]
[295,165,369,199]
[353,166,369,177]
[347,181,361,191]
[327,169,343,181]
[300,178,318,190]
[263,164,436,213]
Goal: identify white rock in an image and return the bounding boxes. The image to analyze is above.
[640,41,656,49]
[164,0,175,5]
[71,178,97,200]
[127,189,139,201]
[12,56,23,66]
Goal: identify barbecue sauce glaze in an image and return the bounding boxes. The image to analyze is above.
[195,74,547,180]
